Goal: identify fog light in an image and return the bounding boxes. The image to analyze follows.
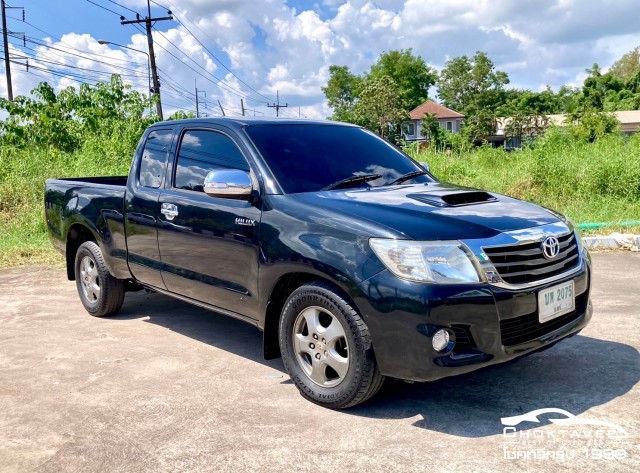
[432,329,451,352]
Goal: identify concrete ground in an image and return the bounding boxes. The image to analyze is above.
[0,253,638,473]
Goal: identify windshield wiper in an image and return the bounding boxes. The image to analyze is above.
[387,170,428,186]
[322,173,382,191]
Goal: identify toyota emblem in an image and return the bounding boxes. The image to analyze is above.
[542,236,560,259]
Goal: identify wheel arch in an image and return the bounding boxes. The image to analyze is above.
[262,271,360,360]
[65,223,98,280]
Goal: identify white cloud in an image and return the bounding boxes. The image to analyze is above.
[3,0,640,119]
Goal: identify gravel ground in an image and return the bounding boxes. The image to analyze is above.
[0,252,638,472]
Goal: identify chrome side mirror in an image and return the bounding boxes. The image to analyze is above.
[418,161,430,173]
[203,169,252,199]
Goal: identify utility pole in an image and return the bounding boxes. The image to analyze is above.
[217,100,225,116]
[195,86,199,118]
[195,88,208,117]
[267,90,288,117]
[1,0,13,100]
[241,99,245,116]
[121,0,172,120]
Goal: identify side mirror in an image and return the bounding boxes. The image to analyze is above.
[418,161,430,173]
[203,169,253,199]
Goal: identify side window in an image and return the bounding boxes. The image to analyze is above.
[139,129,173,188]
[174,129,249,192]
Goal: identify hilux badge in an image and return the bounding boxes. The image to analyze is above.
[235,217,256,227]
[542,236,560,259]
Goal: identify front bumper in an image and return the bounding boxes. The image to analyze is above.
[353,249,592,382]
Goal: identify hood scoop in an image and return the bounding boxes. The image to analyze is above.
[408,190,498,207]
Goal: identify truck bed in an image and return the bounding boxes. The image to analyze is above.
[45,176,130,280]
[50,175,128,186]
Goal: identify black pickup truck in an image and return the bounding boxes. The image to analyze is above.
[45,118,592,408]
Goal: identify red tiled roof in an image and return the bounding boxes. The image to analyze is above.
[409,101,464,120]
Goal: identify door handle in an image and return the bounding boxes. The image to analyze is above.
[160,203,179,221]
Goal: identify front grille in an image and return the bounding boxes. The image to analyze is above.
[500,292,588,346]
[483,232,579,285]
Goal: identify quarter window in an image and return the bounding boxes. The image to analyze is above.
[139,129,173,188]
[174,130,249,192]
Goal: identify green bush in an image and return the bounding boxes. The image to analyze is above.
[407,128,640,229]
[0,76,154,266]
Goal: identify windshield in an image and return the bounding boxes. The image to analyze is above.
[244,124,433,193]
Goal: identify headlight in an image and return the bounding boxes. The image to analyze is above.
[369,239,483,284]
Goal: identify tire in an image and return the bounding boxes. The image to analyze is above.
[74,241,125,317]
[279,281,384,409]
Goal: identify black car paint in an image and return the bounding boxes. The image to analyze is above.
[45,118,591,382]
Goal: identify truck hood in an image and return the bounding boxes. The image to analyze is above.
[294,183,561,241]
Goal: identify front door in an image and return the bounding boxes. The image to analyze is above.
[156,127,261,320]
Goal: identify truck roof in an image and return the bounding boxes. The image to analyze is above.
[149,117,359,130]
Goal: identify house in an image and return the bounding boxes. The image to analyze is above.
[491,110,640,149]
[403,100,465,142]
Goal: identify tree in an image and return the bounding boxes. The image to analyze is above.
[566,111,620,142]
[321,65,362,122]
[498,87,563,117]
[368,49,437,111]
[0,74,156,151]
[437,51,509,142]
[610,46,640,83]
[420,113,445,150]
[168,110,196,120]
[461,109,498,144]
[437,51,509,114]
[322,49,434,131]
[504,112,549,146]
[555,85,582,114]
[354,76,406,138]
[579,63,639,112]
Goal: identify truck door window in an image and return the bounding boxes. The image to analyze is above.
[175,129,249,192]
[139,129,173,188]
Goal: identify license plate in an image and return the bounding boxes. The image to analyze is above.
[538,280,575,323]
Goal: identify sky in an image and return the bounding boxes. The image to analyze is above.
[1,0,639,119]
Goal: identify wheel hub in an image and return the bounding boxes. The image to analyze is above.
[292,306,349,388]
[79,255,100,304]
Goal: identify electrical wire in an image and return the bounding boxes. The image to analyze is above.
[85,0,283,111]
[149,0,275,104]
[9,52,146,80]
[85,0,124,18]
[4,31,147,73]
[106,0,139,16]
[153,29,267,103]
[19,19,146,65]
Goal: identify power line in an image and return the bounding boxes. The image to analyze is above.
[92,0,282,113]
[85,0,123,18]
[4,31,147,72]
[148,0,274,104]
[106,0,138,16]
[119,0,173,119]
[9,52,145,80]
[153,29,264,103]
[9,59,116,83]
[18,19,146,65]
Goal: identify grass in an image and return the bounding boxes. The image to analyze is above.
[0,136,132,267]
[1,129,639,268]
[408,129,640,235]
